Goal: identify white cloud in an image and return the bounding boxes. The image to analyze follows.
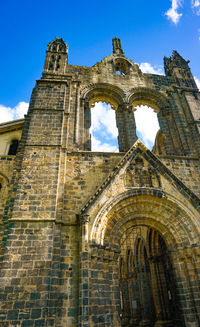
[135,64,161,148]
[91,135,118,152]
[165,0,183,24]
[0,102,29,124]
[91,102,119,151]
[139,63,164,75]
[165,0,200,22]
[194,76,200,90]
[91,102,160,151]
[91,102,118,138]
[134,106,160,149]
[191,0,200,14]
[192,0,200,6]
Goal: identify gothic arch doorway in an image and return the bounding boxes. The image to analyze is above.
[119,225,179,327]
[88,190,200,326]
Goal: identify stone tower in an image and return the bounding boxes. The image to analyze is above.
[0,37,200,327]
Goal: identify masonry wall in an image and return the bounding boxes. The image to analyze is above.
[0,153,200,326]
[0,39,200,326]
[160,157,200,197]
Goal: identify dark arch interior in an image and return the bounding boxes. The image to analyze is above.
[119,226,181,327]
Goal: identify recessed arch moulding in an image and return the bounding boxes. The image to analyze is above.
[78,138,200,326]
[80,140,200,252]
[83,186,200,326]
[88,191,200,249]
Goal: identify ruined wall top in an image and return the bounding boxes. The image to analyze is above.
[42,37,198,92]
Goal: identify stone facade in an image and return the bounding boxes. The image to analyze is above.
[0,37,200,327]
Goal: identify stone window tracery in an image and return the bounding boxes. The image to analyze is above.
[125,156,161,188]
[48,54,61,71]
[52,44,57,51]
[114,58,130,75]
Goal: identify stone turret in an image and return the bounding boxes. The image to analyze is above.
[164,50,197,89]
[43,37,68,75]
[112,36,124,56]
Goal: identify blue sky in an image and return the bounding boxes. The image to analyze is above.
[0,0,199,150]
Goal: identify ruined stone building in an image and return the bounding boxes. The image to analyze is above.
[0,37,200,327]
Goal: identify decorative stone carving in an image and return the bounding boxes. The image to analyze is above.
[125,156,161,188]
[79,214,90,225]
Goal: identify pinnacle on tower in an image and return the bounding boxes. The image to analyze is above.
[47,37,68,53]
[164,50,197,89]
[43,37,68,74]
[112,37,124,56]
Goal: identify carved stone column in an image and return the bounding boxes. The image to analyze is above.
[80,214,90,251]
[83,100,91,151]
[123,105,137,149]
[170,250,200,327]
[79,214,90,327]
[116,103,137,152]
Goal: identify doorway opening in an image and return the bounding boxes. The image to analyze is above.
[119,225,180,326]
[90,102,119,152]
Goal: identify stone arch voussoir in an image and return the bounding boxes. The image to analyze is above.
[90,189,200,252]
[81,83,126,110]
[0,172,9,185]
[126,87,170,113]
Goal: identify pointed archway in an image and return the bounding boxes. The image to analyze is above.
[119,225,179,326]
[87,189,200,327]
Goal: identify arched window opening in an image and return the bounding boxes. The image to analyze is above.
[116,70,124,75]
[134,105,159,150]
[114,58,129,75]
[8,139,19,155]
[90,102,119,152]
